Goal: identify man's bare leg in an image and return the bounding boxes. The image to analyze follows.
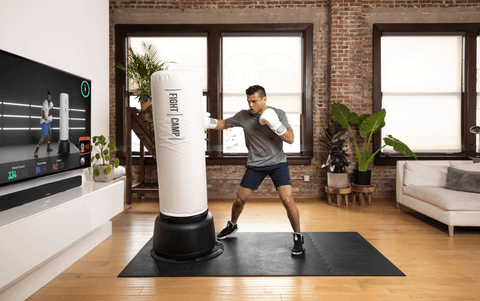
[231,186,255,224]
[278,185,301,233]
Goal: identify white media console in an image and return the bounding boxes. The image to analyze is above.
[0,169,125,301]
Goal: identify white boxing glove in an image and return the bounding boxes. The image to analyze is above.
[259,108,287,136]
[204,112,218,130]
[47,115,53,123]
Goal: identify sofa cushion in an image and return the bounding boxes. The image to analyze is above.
[446,167,480,194]
[403,161,449,187]
[402,186,480,211]
[450,161,480,172]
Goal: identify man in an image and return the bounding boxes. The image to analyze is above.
[205,85,304,256]
[34,91,54,157]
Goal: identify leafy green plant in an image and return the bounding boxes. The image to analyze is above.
[90,135,120,176]
[331,102,417,171]
[320,124,350,173]
[116,41,173,100]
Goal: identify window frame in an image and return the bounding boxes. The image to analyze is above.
[373,23,479,165]
[115,24,313,165]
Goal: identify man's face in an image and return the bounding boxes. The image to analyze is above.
[247,93,267,115]
[47,96,52,102]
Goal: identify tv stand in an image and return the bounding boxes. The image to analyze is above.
[0,170,124,301]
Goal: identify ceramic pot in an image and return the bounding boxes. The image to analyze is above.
[327,172,349,188]
[93,164,114,182]
[353,169,371,185]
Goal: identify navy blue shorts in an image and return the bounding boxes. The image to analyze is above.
[240,162,292,190]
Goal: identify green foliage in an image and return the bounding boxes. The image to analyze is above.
[331,102,417,172]
[90,135,120,178]
[320,124,350,173]
[116,41,173,100]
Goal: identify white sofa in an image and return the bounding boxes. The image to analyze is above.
[396,160,480,237]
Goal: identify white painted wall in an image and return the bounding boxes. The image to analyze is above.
[0,0,109,137]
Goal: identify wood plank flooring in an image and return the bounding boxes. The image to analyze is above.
[27,197,480,301]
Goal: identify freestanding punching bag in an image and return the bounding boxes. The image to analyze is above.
[150,70,223,263]
[58,93,70,154]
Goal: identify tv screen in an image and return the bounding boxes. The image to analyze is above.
[0,49,91,187]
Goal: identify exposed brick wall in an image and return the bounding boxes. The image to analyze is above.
[109,0,480,199]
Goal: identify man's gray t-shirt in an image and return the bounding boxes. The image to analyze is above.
[225,106,292,167]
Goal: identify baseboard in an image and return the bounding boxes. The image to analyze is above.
[0,222,112,301]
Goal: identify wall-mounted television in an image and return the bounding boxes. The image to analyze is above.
[0,49,91,202]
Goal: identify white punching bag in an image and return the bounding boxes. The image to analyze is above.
[58,93,70,154]
[150,70,221,262]
[151,70,207,217]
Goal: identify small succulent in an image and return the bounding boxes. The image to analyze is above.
[320,124,350,173]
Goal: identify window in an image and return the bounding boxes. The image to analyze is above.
[222,35,302,154]
[115,24,313,165]
[373,24,480,164]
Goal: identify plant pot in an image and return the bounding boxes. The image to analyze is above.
[93,164,114,182]
[327,172,349,188]
[140,97,153,121]
[353,169,371,185]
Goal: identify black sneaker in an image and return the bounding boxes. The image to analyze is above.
[291,233,305,256]
[217,221,238,240]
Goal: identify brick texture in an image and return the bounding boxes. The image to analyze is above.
[109,0,480,199]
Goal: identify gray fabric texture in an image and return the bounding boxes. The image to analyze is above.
[225,106,292,167]
[446,167,480,194]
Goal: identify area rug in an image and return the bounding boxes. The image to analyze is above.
[118,232,405,277]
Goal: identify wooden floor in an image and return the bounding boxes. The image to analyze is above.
[27,197,480,301]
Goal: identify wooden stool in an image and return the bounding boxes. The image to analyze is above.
[351,184,375,206]
[325,185,351,208]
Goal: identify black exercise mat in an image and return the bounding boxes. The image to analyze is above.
[118,232,405,277]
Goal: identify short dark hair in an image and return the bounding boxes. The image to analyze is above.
[245,85,266,99]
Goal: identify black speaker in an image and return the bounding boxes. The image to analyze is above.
[0,175,82,212]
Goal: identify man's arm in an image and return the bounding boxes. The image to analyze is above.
[280,129,294,144]
[215,120,230,130]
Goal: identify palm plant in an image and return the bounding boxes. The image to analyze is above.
[320,124,350,173]
[331,102,417,172]
[116,41,173,100]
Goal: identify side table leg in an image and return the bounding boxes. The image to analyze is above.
[367,193,372,205]
[345,194,349,207]
[327,193,332,205]
[352,193,356,205]
[336,194,341,207]
[360,193,365,206]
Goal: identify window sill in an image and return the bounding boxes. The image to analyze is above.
[374,153,475,166]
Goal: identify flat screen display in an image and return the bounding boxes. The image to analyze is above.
[0,49,91,186]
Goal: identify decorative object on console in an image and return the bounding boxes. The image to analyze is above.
[320,124,350,188]
[90,135,120,182]
[331,102,417,185]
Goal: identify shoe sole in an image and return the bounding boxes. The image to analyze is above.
[217,228,237,240]
[291,249,305,256]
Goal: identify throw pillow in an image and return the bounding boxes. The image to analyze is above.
[403,161,449,187]
[445,167,480,193]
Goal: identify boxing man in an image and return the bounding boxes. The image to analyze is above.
[205,85,304,256]
[34,91,54,157]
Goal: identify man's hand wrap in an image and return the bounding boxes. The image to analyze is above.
[259,108,287,136]
[204,112,218,129]
[47,115,53,123]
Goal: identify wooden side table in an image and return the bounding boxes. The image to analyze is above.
[351,184,375,206]
[325,185,352,208]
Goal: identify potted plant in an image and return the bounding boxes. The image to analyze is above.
[331,102,417,185]
[320,124,350,188]
[116,40,173,120]
[90,135,120,182]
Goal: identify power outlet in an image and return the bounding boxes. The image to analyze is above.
[303,175,311,182]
